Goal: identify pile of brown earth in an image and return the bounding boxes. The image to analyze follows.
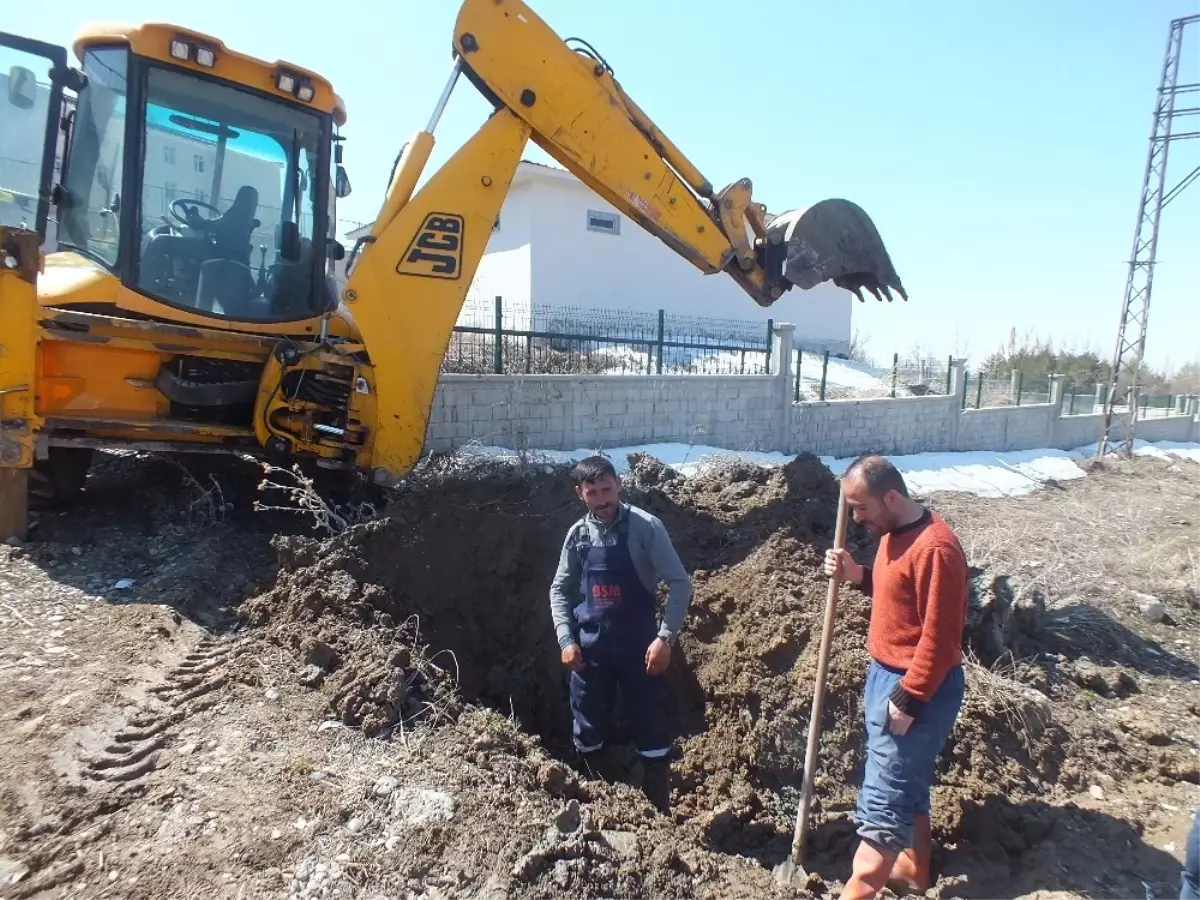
[239,450,1075,895]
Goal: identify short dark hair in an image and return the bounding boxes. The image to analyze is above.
[572,455,618,485]
[844,453,909,498]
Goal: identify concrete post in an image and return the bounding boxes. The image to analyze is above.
[772,323,796,454]
[1047,374,1066,447]
[949,358,967,451]
[1010,370,1021,405]
[1049,374,1065,412]
[1175,395,1187,415]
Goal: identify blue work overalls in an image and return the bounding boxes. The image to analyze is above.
[568,515,670,758]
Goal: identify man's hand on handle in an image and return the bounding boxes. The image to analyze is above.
[823,548,863,585]
[561,643,585,672]
[645,637,670,676]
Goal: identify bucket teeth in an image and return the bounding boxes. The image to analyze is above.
[769,199,907,304]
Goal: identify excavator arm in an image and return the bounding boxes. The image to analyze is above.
[281,0,906,483]
[450,0,906,308]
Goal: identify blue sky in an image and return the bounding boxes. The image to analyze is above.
[16,1,1200,372]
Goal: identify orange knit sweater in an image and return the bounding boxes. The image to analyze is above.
[859,509,968,715]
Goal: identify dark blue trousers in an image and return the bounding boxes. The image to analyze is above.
[569,623,669,758]
[1182,807,1200,900]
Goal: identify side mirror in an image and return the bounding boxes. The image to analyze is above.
[7,65,37,110]
[335,165,351,199]
[327,239,345,261]
[278,221,302,261]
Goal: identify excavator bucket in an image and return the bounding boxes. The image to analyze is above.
[765,199,907,302]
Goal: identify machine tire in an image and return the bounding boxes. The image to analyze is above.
[30,447,95,508]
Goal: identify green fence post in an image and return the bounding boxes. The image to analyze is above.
[819,350,830,401]
[1015,372,1023,406]
[646,344,653,375]
[655,309,665,375]
[764,318,774,374]
[794,349,802,402]
[961,371,969,410]
[945,354,953,395]
[891,352,898,398]
[1167,394,1174,414]
[975,372,984,409]
[524,333,532,375]
[493,295,503,374]
[1068,391,1076,416]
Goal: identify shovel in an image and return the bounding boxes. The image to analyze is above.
[774,479,850,886]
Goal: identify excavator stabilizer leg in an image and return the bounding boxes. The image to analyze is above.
[765,200,907,302]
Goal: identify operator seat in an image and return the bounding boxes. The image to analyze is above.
[207,185,260,266]
[196,185,263,317]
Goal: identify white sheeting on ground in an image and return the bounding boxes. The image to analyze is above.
[459,440,1200,499]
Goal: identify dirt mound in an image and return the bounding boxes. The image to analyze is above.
[238,450,1075,890]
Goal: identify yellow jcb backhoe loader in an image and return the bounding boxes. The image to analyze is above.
[0,0,907,540]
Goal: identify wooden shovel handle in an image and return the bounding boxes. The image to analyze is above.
[788,478,850,863]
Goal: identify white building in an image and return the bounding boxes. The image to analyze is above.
[340,160,853,354]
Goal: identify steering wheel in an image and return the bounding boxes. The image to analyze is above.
[169,197,222,231]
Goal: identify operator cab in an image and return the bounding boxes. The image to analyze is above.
[4,24,350,326]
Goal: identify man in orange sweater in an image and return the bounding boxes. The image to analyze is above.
[824,454,968,899]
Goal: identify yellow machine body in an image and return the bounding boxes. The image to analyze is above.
[0,0,907,536]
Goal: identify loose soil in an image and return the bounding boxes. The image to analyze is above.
[0,448,1197,900]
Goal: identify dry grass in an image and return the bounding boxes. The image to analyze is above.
[963,652,1054,755]
[253,462,378,535]
[934,456,1200,612]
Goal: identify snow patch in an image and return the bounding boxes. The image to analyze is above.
[456,440,1200,499]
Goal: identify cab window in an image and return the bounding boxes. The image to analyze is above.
[135,65,325,321]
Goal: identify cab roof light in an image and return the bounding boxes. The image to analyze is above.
[170,36,217,68]
[275,68,315,103]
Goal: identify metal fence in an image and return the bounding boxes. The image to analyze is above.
[436,301,1198,420]
[442,297,775,376]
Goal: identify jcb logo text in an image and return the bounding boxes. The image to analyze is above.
[396,213,464,279]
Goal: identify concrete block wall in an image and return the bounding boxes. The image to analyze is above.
[790,395,958,457]
[425,373,779,454]
[957,404,1058,452]
[424,324,1200,460]
[1044,411,1106,451]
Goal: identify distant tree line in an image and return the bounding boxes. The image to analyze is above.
[979,328,1199,397]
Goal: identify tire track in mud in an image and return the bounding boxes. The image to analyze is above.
[3,635,245,900]
[9,638,247,897]
[79,635,243,785]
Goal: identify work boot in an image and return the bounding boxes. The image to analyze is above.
[839,838,894,900]
[886,813,932,893]
[578,747,615,782]
[640,757,670,814]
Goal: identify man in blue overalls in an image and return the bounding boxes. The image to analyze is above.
[549,455,693,814]
[1182,807,1199,900]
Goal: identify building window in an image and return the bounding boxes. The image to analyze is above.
[163,146,175,165]
[586,210,619,235]
[193,154,205,173]
[164,181,178,202]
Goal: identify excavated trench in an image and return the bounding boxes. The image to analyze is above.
[240,451,1073,876]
